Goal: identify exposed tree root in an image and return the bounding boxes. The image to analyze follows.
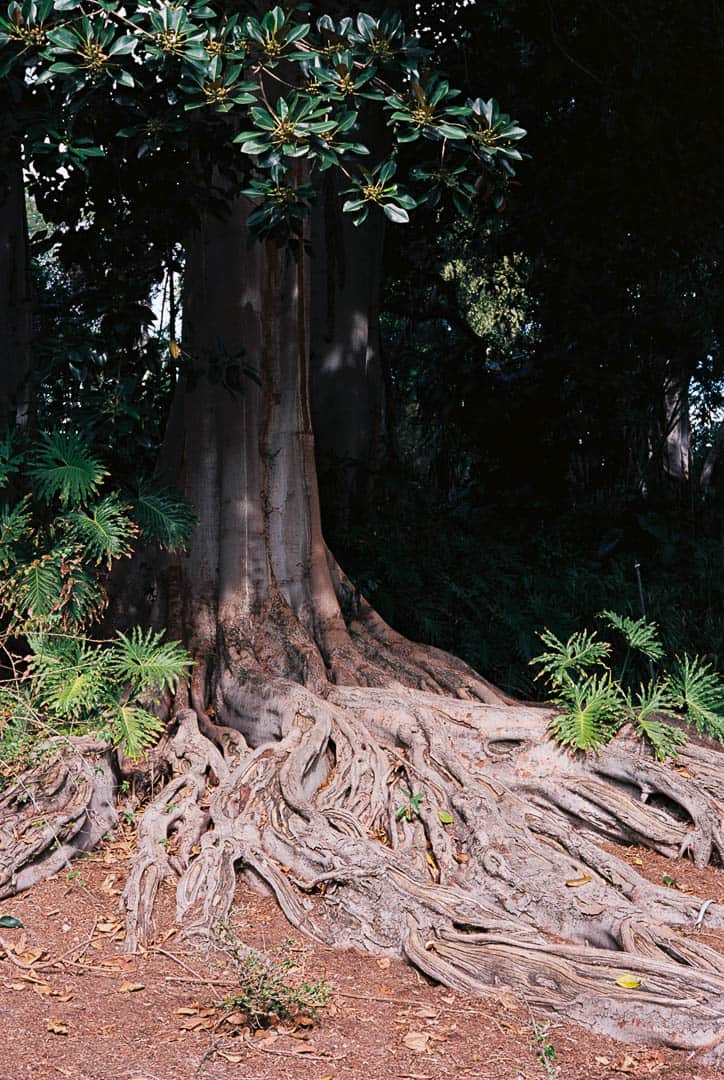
[2,672,724,1060]
[0,736,117,895]
[116,682,724,1061]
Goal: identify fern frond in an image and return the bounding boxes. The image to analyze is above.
[599,610,664,661]
[667,656,724,741]
[548,673,622,752]
[29,636,106,720]
[0,497,32,570]
[132,485,196,551]
[109,703,162,758]
[28,433,107,508]
[58,567,107,630]
[531,628,610,688]
[0,432,23,490]
[109,627,192,696]
[627,681,685,761]
[64,494,137,565]
[6,552,65,623]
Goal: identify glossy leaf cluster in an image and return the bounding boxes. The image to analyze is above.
[0,2,526,235]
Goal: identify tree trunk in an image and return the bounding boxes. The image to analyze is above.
[700,420,723,495]
[662,365,692,488]
[310,175,388,532]
[0,99,33,431]
[3,191,724,1065]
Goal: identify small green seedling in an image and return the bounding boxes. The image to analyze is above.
[395,788,424,822]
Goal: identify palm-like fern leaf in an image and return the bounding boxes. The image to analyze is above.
[109,704,162,758]
[531,627,610,687]
[599,610,664,661]
[28,433,108,508]
[132,485,196,551]
[58,567,107,629]
[29,636,106,719]
[668,656,724,740]
[548,673,622,752]
[626,681,686,761]
[65,494,137,565]
[0,432,23,490]
[109,627,192,695]
[0,497,32,570]
[7,552,64,622]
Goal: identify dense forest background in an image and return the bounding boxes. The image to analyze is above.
[22,0,723,698]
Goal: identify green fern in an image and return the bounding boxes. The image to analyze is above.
[626,681,686,761]
[531,627,610,687]
[57,566,107,629]
[0,433,23,490]
[668,656,724,740]
[7,552,65,623]
[132,485,196,551]
[0,497,32,570]
[547,673,622,752]
[28,433,108,507]
[109,627,192,696]
[29,637,107,720]
[65,494,137,566]
[599,610,664,662]
[108,704,163,758]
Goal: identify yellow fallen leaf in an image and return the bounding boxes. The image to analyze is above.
[118,981,145,993]
[615,974,642,989]
[565,874,593,887]
[47,1018,69,1035]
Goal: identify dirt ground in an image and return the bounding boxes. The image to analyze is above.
[0,828,722,1080]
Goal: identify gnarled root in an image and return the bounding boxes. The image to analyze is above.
[121,682,724,1062]
[0,736,117,896]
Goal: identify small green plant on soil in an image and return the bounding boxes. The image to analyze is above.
[395,787,425,822]
[0,430,194,781]
[531,610,724,760]
[530,1018,560,1078]
[213,922,332,1030]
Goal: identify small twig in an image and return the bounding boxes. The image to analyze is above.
[151,946,223,993]
[53,915,98,966]
[164,974,237,987]
[0,934,55,974]
[243,1035,324,1061]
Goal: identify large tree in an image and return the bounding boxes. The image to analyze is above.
[2,2,724,1062]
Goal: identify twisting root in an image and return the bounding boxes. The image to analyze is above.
[117,681,724,1062]
[0,736,117,896]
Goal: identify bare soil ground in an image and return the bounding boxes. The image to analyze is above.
[0,829,722,1080]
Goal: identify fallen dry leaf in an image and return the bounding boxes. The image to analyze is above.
[496,991,519,1011]
[47,1018,69,1035]
[17,949,44,965]
[118,981,145,993]
[615,974,642,989]
[403,1031,431,1053]
[565,874,593,887]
